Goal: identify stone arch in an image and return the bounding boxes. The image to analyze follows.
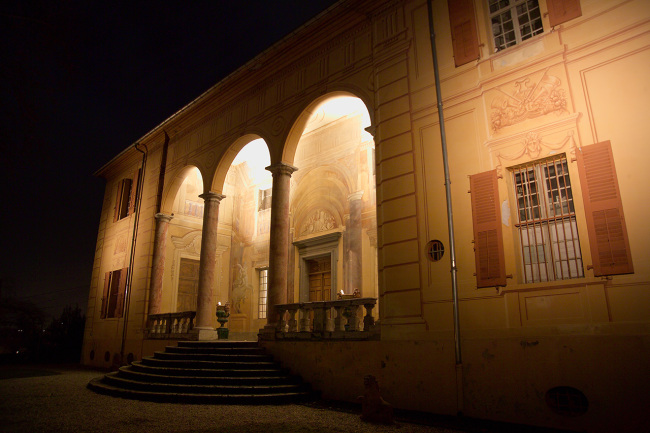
[281,88,374,165]
[211,133,271,194]
[160,164,206,215]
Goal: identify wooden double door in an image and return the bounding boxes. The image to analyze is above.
[307,256,332,302]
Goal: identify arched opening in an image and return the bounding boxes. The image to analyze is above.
[288,95,378,317]
[163,166,205,315]
[217,139,273,337]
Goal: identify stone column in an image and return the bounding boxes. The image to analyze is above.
[147,213,173,316]
[347,191,364,294]
[264,162,297,328]
[195,192,226,331]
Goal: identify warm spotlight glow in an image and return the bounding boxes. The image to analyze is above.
[231,139,272,185]
[304,96,372,141]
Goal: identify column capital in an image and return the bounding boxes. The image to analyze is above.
[348,190,364,201]
[154,213,174,223]
[266,162,298,177]
[199,192,226,203]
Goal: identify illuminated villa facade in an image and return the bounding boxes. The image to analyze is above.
[83,0,650,431]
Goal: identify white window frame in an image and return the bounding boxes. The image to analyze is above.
[510,155,584,284]
[488,0,544,52]
[258,268,268,319]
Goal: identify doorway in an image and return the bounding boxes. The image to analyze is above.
[307,257,332,302]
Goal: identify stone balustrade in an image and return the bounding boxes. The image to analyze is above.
[274,298,379,340]
[145,311,196,339]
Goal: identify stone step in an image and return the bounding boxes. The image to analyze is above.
[164,345,266,355]
[101,373,309,395]
[118,366,299,385]
[129,361,286,377]
[140,357,278,370]
[87,377,312,404]
[152,351,273,362]
[178,341,259,349]
[87,341,314,404]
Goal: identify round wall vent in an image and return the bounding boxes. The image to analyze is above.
[545,386,588,416]
[426,240,444,262]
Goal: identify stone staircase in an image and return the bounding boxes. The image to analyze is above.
[87,341,314,404]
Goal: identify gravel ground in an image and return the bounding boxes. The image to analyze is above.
[0,364,468,433]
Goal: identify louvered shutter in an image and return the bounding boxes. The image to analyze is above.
[101,272,110,319]
[470,170,506,287]
[113,182,124,222]
[547,0,582,27]
[128,169,141,216]
[115,268,129,318]
[447,0,480,67]
[576,141,633,276]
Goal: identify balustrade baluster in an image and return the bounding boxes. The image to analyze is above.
[363,301,375,331]
[332,305,345,332]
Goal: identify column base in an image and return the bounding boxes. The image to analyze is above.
[191,328,219,341]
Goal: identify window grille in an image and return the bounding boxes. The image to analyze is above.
[489,0,543,52]
[512,155,584,283]
[258,268,268,319]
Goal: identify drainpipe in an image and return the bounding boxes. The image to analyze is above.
[155,132,170,214]
[120,142,147,365]
[427,0,463,415]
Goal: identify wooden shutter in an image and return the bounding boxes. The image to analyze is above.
[114,268,128,318]
[547,0,582,27]
[470,170,506,287]
[447,0,480,67]
[128,169,140,216]
[101,272,110,319]
[576,141,633,276]
[113,182,124,222]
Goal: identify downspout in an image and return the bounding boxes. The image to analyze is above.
[427,0,463,415]
[120,142,147,364]
[155,132,170,214]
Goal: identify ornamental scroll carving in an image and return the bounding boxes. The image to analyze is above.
[491,69,568,132]
[495,131,577,177]
[300,209,336,236]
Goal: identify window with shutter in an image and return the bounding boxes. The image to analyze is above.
[576,141,633,276]
[127,168,141,216]
[101,272,110,319]
[113,178,132,222]
[470,170,507,287]
[547,0,582,28]
[113,168,140,222]
[101,268,129,319]
[448,0,480,66]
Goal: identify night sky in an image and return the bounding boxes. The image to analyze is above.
[0,1,338,319]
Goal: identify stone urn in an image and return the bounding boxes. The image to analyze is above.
[216,302,230,339]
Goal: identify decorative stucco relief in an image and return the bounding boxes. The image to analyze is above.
[491,69,568,132]
[495,131,577,177]
[300,209,337,236]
